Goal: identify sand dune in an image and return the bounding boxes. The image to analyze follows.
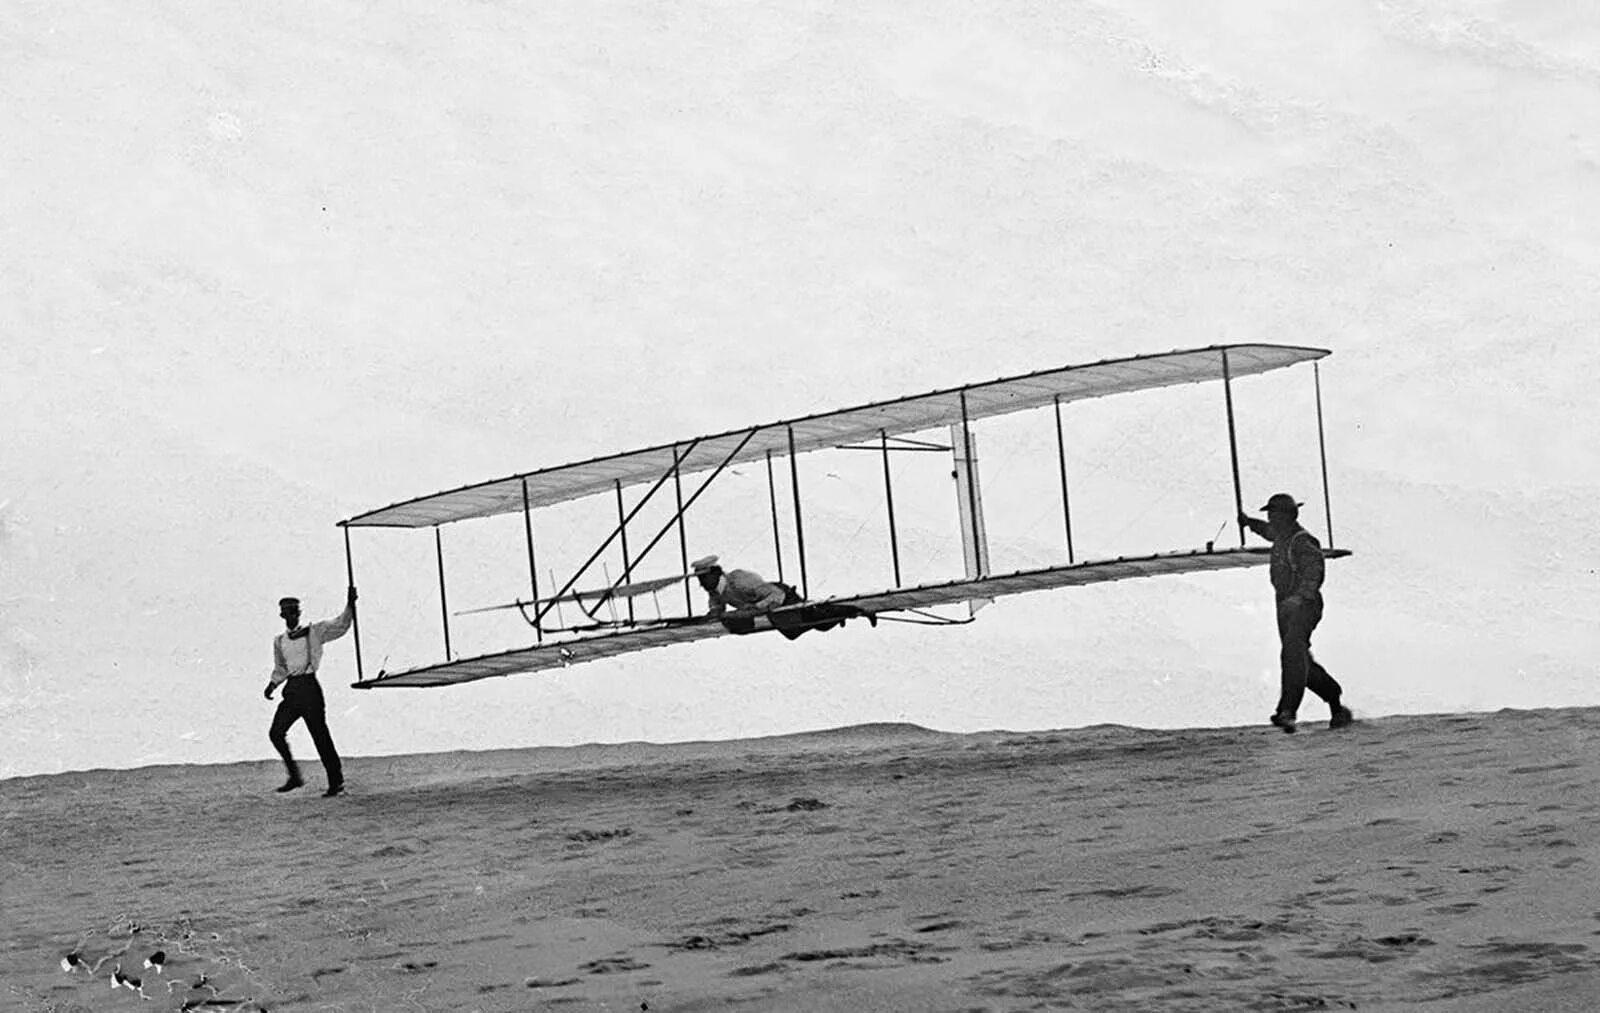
[5,709,1600,1011]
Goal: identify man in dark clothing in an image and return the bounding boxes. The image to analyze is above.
[1240,493,1352,734]
[263,586,356,795]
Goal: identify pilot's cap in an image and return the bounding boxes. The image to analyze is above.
[1260,493,1302,516]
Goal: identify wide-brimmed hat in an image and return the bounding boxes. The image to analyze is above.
[690,555,720,573]
[1260,493,1302,514]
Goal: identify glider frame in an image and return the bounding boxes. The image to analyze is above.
[337,343,1345,689]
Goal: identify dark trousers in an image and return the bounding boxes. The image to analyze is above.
[763,586,862,640]
[718,586,860,641]
[269,675,343,786]
[1275,600,1342,718]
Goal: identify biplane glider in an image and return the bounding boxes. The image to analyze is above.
[339,343,1349,688]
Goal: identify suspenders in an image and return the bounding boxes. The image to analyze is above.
[1283,529,1315,595]
[284,629,317,676]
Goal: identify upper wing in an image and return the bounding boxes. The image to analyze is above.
[343,344,1328,528]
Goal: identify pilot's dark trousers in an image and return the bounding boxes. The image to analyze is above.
[769,586,857,640]
[1275,599,1342,718]
[269,674,343,786]
[719,586,864,641]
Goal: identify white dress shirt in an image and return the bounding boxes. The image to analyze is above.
[269,604,354,686]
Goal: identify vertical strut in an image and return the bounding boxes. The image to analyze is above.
[880,430,902,585]
[521,478,541,643]
[958,392,981,559]
[674,444,691,615]
[1221,348,1245,547]
[765,450,785,584]
[1053,395,1075,564]
[614,481,634,624]
[341,523,364,682]
[1314,361,1334,549]
[435,527,451,661]
[787,426,808,599]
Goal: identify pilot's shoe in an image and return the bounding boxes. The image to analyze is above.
[1329,705,1354,729]
[275,775,305,793]
[1269,712,1297,734]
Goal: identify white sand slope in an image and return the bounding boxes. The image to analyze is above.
[5,709,1600,1011]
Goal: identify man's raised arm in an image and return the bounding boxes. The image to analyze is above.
[314,586,359,642]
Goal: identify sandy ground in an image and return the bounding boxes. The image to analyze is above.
[5,708,1600,1012]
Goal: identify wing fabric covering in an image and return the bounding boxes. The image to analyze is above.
[353,547,1348,688]
[343,344,1328,528]
[357,622,733,688]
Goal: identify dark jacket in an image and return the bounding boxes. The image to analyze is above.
[1244,518,1325,606]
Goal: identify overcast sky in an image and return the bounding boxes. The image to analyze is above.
[4,0,1598,779]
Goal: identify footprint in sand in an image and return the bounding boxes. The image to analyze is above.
[567,827,633,843]
[665,922,791,951]
[397,959,438,973]
[914,920,964,934]
[1067,884,1183,901]
[1422,939,1594,996]
[526,974,582,987]
[1508,762,1582,774]
[779,939,947,966]
[1301,932,1436,963]
[580,955,651,974]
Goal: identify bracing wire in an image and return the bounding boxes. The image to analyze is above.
[1000,377,1312,553]
[1094,379,1309,545]
[875,608,978,626]
[370,567,430,676]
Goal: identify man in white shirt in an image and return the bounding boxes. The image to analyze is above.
[264,586,356,796]
[690,555,871,639]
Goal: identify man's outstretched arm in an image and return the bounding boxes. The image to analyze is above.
[704,590,726,617]
[1238,512,1273,541]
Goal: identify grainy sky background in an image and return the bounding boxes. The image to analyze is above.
[3,0,1597,779]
